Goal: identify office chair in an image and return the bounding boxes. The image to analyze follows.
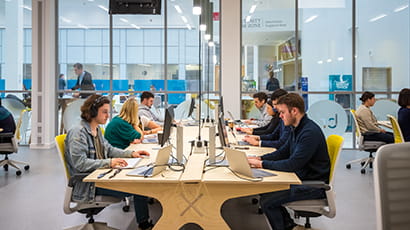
[374,142,410,230]
[346,110,385,174]
[0,132,30,176]
[386,114,404,143]
[284,135,344,229]
[55,134,122,230]
[2,97,27,124]
[62,99,86,133]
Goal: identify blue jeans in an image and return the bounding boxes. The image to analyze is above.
[95,187,149,224]
[260,185,326,230]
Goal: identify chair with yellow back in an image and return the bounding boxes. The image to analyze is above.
[55,134,122,230]
[387,114,404,143]
[346,109,385,174]
[284,135,344,229]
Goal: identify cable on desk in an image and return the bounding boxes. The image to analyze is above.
[203,164,229,173]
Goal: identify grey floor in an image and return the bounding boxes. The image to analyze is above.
[0,146,376,230]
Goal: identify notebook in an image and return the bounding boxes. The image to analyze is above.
[126,145,172,177]
[120,158,142,169]
[224,147,276,178]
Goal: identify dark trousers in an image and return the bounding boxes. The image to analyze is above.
[95,187,149,224]
[363,131,394,143]
[260,185,326,230]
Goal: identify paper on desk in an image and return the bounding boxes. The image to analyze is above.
[120,158,142,169]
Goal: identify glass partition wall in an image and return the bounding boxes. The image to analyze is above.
[240,0,409,148]
[57,0,221,130]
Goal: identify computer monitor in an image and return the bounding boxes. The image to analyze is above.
[160,107,173,147]
[187,98,195,118]
[217,113,230,148]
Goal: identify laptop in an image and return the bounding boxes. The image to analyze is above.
[224,148,276,178]
[142,134,158,144]
[126,145,172,177]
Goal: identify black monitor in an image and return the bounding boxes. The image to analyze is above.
[217,114,229,148]
[109,0,161,15]
[218,96,224,116]
[160,107,173,147]
[188,98,195,118]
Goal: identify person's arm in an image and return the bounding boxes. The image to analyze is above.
[67,128,110,172]
[252,116,279,135]
[260,138,291,161]
[260,125,291,148]
[145,120,163,134]
[261,130,319,172]
[361,108,382,132]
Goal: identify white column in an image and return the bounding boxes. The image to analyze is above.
[4,0,24,91]
[30,0,58,149]
[253,45,259,89]
[221,0,241,118]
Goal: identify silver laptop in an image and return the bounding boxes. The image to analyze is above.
[127,145,172,177]
[224,148,276,178]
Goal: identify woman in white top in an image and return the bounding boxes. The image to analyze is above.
[356,91,394,143]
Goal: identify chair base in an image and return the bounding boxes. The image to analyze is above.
[346,153,374,174]
[65,222,118,230]
[0,158,30,175]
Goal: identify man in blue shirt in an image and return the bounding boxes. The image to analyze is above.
[248,93,330,230]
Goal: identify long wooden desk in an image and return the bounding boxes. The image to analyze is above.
[84,126,300,230]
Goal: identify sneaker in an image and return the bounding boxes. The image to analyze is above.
[138,220,154,230]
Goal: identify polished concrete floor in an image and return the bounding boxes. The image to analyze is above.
[0,146,376,230]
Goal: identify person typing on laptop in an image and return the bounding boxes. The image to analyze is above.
[65,95,154,230]
[247,93,330,230]
[243,92,272,127]
[240,89,287,136]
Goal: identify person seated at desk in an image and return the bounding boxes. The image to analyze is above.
[398,88,410,141]
[64,95,154,230]
[139,91,163,124]
[247,93,330,230]
[356,91,394,143]
[0,99,17,143]
[243,92,272,127]
[240,89,287,136]
[105,97,162,149]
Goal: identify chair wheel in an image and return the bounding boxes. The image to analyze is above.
[258,207,263,214]
[4,164,8,171]
[122,205,130,212]
[251,198,259,204]
[24,165,30,170]
[360,161,365,166]
[369,162,373,168]
[361,169,366,174]
[346,164,351,169]
[16,170,22,176]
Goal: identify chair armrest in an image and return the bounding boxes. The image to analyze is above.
[68,173,90,187]
[0,132,14,138]
[302,180,331,190]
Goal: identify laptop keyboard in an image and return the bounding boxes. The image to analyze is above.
[251,169,276,178]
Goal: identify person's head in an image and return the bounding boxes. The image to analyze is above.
[119,97,140,127]
[398,88,410,108]
[252,92,268,109]
[59,73,64,79]
[269,71,274,79]
[73,63,84,76]
[276,93,305,126]
[266,99,275,116]
[270,89,288,109]
[80,95,111,124]
[140,91,155,107]
[359,91,376,106]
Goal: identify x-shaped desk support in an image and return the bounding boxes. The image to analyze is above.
[180,193,204,217]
